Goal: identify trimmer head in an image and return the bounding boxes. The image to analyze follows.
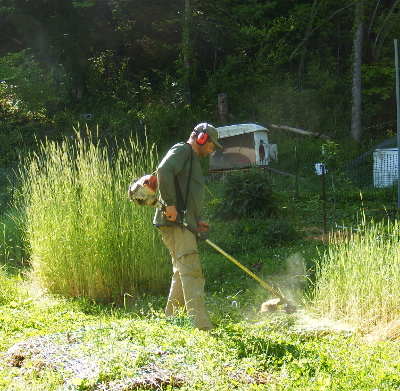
[261,298,297,314]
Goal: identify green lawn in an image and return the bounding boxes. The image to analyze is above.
[1,281,400,391]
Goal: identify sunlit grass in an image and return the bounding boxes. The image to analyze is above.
[2,289,400,391]
[0,212,27,267]
[17,129,169,303]
[314,216,400,330]
[3,139,400,389]
[2,203,400,389]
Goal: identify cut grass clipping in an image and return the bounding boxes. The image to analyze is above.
[17,130,169,303]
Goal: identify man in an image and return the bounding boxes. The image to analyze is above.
[153,123,223,331]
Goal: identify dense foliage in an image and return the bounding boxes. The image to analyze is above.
[215,168,277,220]
[1,0,400,166]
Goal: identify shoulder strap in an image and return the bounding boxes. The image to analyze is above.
[174,143,193,225]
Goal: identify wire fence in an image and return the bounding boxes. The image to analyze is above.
[271,146,398,199]
[1,145,399,214]
[206,145,399,209]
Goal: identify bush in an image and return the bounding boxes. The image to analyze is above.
[214,168,277,220]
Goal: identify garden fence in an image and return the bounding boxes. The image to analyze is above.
[207,146,399,203]
[1,146,399,214]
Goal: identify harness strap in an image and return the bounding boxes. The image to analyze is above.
[174,143,193,227]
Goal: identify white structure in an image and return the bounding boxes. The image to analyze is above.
[210,123,278,171]
[315,163,327,175]
[373,148,398,188]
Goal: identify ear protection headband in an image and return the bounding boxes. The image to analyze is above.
[196,123,209,145]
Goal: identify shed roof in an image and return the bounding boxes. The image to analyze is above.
[216,123,269,139]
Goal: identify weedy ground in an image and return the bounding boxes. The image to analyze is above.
[2,194,400,390]
[2,134,400,390]
[1,245,400,391]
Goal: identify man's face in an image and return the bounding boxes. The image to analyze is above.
[197,140,215,157]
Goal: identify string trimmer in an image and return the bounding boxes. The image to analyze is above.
[128,175,297,313]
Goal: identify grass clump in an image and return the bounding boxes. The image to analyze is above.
[313,216,400,329]
[16,129,170,304]
[0,212,27,267]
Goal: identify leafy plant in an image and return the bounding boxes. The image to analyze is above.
[214,168,277,221]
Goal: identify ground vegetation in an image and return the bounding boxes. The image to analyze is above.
[1,133,400,389]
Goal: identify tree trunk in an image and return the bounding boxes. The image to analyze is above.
[297,0,318,91]
[351,0,364,145]
[183,0,191,105]
[217,93,228,124]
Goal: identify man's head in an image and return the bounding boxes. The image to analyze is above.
[189,123,223,157]
[193,123,223,149]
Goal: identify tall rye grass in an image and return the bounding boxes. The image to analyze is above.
[314,217,400,329]
[18,131,170,303]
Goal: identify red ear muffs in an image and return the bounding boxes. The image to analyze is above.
[196,131,208,145]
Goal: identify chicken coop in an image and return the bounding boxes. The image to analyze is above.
[210,123,278,172]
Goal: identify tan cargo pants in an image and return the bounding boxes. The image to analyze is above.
[159,225,213,331]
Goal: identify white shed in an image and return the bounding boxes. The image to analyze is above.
[210,123,278,172]
[373,148,398,188]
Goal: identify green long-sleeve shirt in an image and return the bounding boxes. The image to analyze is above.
[153,142,204,233]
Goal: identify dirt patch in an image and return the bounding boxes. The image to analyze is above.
[2,335,102,381]
[2,329,274,390]
[1,333,183,390]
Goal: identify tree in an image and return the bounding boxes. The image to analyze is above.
[183,0,191,105]
[351,0,364,145]
[0,49,58,116]
[1,0,400,145]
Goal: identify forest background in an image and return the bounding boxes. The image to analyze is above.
[1,0,399,166]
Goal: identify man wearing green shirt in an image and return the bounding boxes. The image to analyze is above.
[154,123,223,330]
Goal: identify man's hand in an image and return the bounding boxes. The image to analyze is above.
[198,220,209,232]
[164,205,178,221]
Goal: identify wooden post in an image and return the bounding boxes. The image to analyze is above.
[217,93,228,124]
[322,165,327,234]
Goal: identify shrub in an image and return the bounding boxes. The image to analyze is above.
[214,167,277,221]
